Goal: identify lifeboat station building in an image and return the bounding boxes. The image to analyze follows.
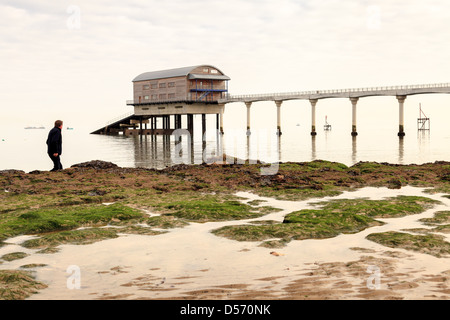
[124,65,230,136]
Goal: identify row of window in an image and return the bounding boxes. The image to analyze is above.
[143,82,176,90]
[143,93,176,101]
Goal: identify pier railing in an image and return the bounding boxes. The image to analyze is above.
[221,82,450,103]
[105,111,135,127]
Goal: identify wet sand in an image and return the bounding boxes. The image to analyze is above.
[1,186,448,300]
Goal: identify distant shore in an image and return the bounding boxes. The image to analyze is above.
[0,159,449,300]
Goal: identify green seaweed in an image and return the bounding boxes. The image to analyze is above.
[366,231,450,257]
[0,203,145,241]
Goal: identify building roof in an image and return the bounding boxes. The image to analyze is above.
[132,65,230,82]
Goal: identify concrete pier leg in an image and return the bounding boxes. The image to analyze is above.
[350,97,359,136]
[245,102,252,136]
[175,115,182,130]
[202,114,206,136]
[216,114,219,132]
[187,114,194,135]
[310,99,318,136]
[165,116,169,130]
[397,95,407,137]
[219,109,224,135]
[276,101,283,135]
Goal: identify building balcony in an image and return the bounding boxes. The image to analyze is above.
[189,84,227,91]
[126,97,221,106]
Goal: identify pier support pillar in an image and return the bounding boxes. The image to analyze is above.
[202,114,206,136]
[350,97,359,136]
[187,114,194,135]
[397,95,407,137]
[216,114,219,132]
[219,104,225,134]
[310,99,318,136]
[275,101,283,135]
[175,115,182,130]
[245,102,252,136]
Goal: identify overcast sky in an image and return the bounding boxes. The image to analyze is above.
[1,0,450,129]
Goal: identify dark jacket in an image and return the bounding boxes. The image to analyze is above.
[46,127,62,155]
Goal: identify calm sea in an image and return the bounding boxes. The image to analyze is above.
[1,98,449,172]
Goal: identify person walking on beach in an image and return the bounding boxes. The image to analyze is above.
[46,120,63,171]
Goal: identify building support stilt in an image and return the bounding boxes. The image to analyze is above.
[350,97,359,136]
[219,105,225,135]
[310,99,318,136]
[175,115,182,130]
[275,101,283,135]
[216,113,220,132]
[151,117,156,132]
[397,95,407,137]
[187,114,194,136]
[245,102,252,136]
[202,114,206,137]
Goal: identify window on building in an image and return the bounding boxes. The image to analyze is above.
[151,83,158,89]
[203,68,209,73]
[144,96,149,100]
[159,94,166,100]
[151,94,158,100]
[159,83,166,88]
[143,85,150,90]
[210,69,218,74]
[168,93,176,99]
[168,82,175,88]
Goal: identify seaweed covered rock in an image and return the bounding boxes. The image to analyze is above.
[71,160,119,170]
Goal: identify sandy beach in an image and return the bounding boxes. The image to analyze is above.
[0,187,446,300]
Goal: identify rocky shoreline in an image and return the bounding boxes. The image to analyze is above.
[0,159,449,300]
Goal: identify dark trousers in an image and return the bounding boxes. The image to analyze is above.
[48,154,63,171]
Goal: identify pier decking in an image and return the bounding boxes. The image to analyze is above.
[219,82,450,137]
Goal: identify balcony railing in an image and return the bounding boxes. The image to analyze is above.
[189,85,227,91]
